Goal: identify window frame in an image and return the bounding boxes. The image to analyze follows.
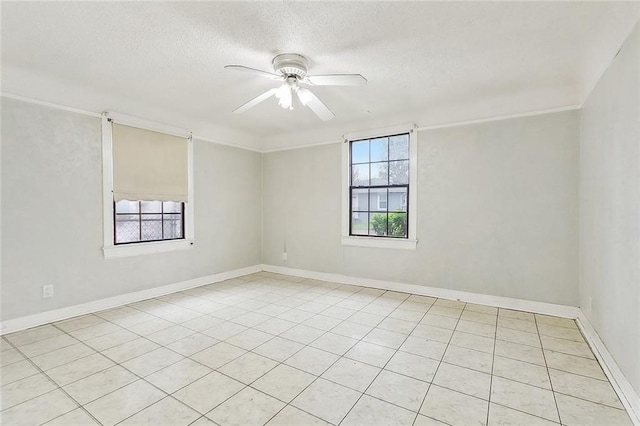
[341,124,418,250]
[101,112,195,259]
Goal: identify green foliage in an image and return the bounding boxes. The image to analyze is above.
[370,211,407,237]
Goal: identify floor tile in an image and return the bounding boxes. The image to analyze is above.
[363,328,407,349]
[63,365,138,405]
[127,317,174,336]
[1,373,57,410]
[420,385,489,425]
[0,348,24,367]
[55,315,106,333]
[166,333,218,356]
[301,314,343,331]
[537,323,584,342]
[433,362,491,400]
[443,345,493,374]
[548,368,622,409]
[330,321,373,340]
[497,316,538,333]
[390,308,425,322]
[266,405,330,425]
[321,357,381,392]
[310,332,358,355]
[0,360,39,386]
[119,396,200,426]
[84,380,166,426]
[554,393,632,425]
[232,312,273,327]
[147,324,196,346]
[490,376,559,422]
[189,342,247,369]
[456,319,496,338]
[102,337,160,363]
[253,364,316,402]
[464,304,498,316]
[377,317,417,335]
[30,342,96,371]
[255,318,299,336]
[494,339,545,366]
[427,306,462,319]
[284,346,339,375]
[544,350,606,380]
[535,314,577,329]
[414,414,449,425]
[499,309,534,322]
[460,310,497,326]
[18,334,79,358]
[450,331,495,354]
[42,407,100,425]
[347,311,385,327]
[121,347,184,377]
[385,351,439,382]
[0,389,77,426]
[366,369,429,411]
[201,321,247,340]
[207,387,285,426]
[411,324,454,343]
[292,378,361,425]
[226,329,274,350]
[69,322,122,341]
[342,394,416,426]
[496,327,541,347]
[218,352,278,384]
[46,352,115,386]
[6,325,65,347]
[146,358,212,393]
[345,341,396,367]
[400,336,447,361]
[493,355,551,389]
[253,336,304,362]
[279,324,325,344]
[173,371,244,414]
[420,314,458,330]
[181,315,224,331]
[539,335,594,359]
[488,403,559,425]
[84,328,139,351]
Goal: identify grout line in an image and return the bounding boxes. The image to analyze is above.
[535,314,563,424]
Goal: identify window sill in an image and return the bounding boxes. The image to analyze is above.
[341,236,417,250]
[103,239,194,259]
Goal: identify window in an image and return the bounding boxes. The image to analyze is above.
[115,201,184,244]
[102,112,194,258]
[350,133,410,238]
[341,125,417,249]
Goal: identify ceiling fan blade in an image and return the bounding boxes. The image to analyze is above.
[232,88,278,114]
[224,65,281,80]
[304,74,367,86]
[301,90,335,121]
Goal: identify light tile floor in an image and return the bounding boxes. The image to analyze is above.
[0,272,633,426]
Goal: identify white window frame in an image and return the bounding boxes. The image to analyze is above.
[101,112,195,259]
[341,124,418,250]
[377,193,388,211]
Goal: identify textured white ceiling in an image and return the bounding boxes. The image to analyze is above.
[2,2,639,151]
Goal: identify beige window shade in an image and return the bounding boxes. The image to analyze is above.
[112,123,188,202]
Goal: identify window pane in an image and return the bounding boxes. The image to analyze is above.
[351,188,368,213]
[389,134,409,160]
[141,201,162,213]
[369,213,388,236]
[115,215,139,243]
[163,215,183,239]
[115,200,139,214]
[351,140,369,164]
[388,187,408,212]
[141,215,162,240]
[351,164,370,187]
[388,212,408,237]
[163,201,182,213]
[369,188,388,212]
[389,160,409,185]
[370,137,388,162]
[351,212,368,235]
[370,163,388,186]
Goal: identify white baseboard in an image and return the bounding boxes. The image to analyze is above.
[576,312,640,426]
[261,264,580,318]
[0,265,262,335]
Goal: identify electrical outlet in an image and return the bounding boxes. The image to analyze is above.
[42,285,54,298]
[282,252,288,261]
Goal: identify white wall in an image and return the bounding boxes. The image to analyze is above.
[1,98,262,321]
[580,21,640,396]
[263,110,580,306]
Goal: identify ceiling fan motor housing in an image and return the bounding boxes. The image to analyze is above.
[272,53,309,79]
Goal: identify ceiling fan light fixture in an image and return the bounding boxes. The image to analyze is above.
[275,83,293,110]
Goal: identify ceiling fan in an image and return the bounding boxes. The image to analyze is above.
[225,53,367,121]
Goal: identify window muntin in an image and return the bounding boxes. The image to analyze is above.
[349,133,410,238]
[114,200,184,244]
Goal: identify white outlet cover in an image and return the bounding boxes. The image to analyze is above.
[282,252,288,261]
[42,285,54,298]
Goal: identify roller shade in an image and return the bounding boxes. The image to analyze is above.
[112,123,188,202]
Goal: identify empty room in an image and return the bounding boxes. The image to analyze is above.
[1,1,639,425]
